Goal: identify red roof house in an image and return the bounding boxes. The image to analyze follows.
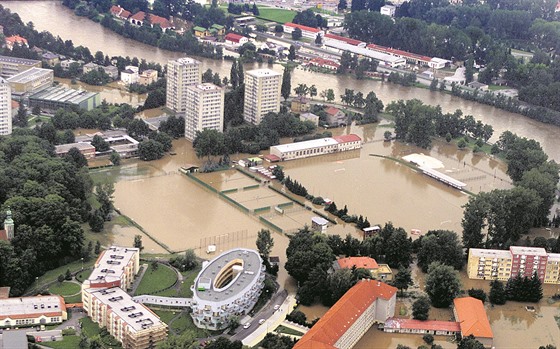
[294,280,397,349]
[453,297,494,348]
[336,256,378,270]
[149,14,173,30]
[225,33,248,45]
[129,11,146,26]
[5,35,28,50]
[333,134,362,144]
[284,22,321,33]
[324,33,364,47]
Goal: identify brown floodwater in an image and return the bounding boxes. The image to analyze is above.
[4,1,560,161]
[55,78,146,106]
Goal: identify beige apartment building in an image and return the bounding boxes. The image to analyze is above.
[0,77,12,135]
[243,68,281,125]
[165,57,201,114]
[0,55,41,78]
[184,83,224,141]
[467,246,560,284]
[7,67,53,96]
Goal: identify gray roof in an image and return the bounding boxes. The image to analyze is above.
[7,67,52,84]
[0,55,41,66]
[29,86,98,105]
[55,142,95,154]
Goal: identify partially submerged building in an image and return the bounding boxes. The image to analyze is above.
[269,134,362,161]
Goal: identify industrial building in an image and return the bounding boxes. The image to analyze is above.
[7,67,53,96]
[243,68,281,125]
[184,83,224,141]
[165,57,202,114]
[0,77,12,135]
[0,55,41,78]
[28,86,101,111]
[191,248,265,330]
[269,134,362,161]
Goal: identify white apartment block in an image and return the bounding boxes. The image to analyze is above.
[83,287,167,349]
[0,77,12,135]
[165,57,201,114]
[184,83,224,141]
[243,68,281,125]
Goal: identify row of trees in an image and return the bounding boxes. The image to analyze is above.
[489,273,543,305]
[387,99,493,148]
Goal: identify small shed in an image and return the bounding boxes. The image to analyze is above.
[311,216,329,234]
[363,225,381,240]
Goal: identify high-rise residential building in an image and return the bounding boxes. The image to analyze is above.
[0,77,11,135]
[165,57,201,114]
[467,246,560,284]
[184,83,224,141]
[243,68,281,125]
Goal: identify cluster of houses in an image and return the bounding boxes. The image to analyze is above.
[110,5,174,31]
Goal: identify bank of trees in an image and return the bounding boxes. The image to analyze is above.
[0,133,95,295]
[489,274,543,305]
[416,230,464,272]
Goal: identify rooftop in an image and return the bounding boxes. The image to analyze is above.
[324,33,364,46]
[454,297,493,339]
[246,68,281,78]
[294,280,397,349]
[284,22,321,33]
[469,248,512,259]
[170,57,201,66]
[312,216,329,226]
[29,86,98,105]
[385,317,460,332]
[189,82,223,91]
[0,295,65,320]
[0,55,41,66]
[325,41,405,64]
[333,134,362,143]
[193,248,263,303]
[55,142,96,154]
[271,137,339,153]
[225,33,246,43]
[336,257,379,270]
[509,246,548,256]
[548,253,560,262]
[7,67,52,84]
[85,287,166,333]
[88,246,139,285]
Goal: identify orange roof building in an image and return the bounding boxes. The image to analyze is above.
[336,257,379,270]
[333,256,393,282]
[5,35,28,50]
[294,279,397,349]
[453,297,493,348]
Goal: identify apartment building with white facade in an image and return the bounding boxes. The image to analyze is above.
[243,68,281,125]
[184,83,224,141]
[82,246,140,295]
[0,77,12,135]
[191,249,265,330]
[467,246,560,284]
[165,57,201,114]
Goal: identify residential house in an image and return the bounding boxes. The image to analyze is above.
[109,5,131,20]
[299,112,319,126]
[380,5,396,17]
[149,14,174,32]
[60,59,82,70]
[325,106,346,126]
[5,35,28,50]
[453,297,493,348]
[333,256,393,281]
[311,217,328,234]
[129,11,146,26]
[82,62,100,74]
[307,57,340,71]
[225,33,248,46]
[468,81,488,91]
[210,24,225,36]
[291,96,309,113]
[138,69,158,86]
[102,65,119,80]
[120,65,139,85]
[193,27,208,38]
[41,52,60,67]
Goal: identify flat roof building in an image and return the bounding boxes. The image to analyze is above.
[294,279,397,349]
[0,295,67,329]
[29,86,101,111]
[244,68,281,125]
[191,248,265,330]
[7,67,53,96]
[0,55,41,78]
[166,57,201,114]
[0,77,12,136]
[384,317,461,336]
[323,41,406,68]
[269,134,362,161]
[184,83,224,141]
[55,142,96,159]
[333,257,393,281]
[82,246,140,293]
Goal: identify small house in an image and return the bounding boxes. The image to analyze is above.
[311,216,329,234]
[325,106,346,126]
[225,33,248,46]
[291,96,309,113]
[211,24,225,36]
[380,5,396,17]
[299,112,319,126]
[41,52,59,67]
[363,225,381,239]
[193,27,208,37]
[5,35,28,50]
[138,69,158,86]
[120,65,139,85]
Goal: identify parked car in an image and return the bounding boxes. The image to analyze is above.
[259,319,266,325]
[243,322,251,329]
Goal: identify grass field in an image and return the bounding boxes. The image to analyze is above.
[275,325,304,336]
[488,85,510,91]
[26,259,96,295]
[80,317,123,349]
[49,282,81,297]
[42,336,81,349]
[257,6,296,23]
[151,309,212,337]
[154,266,200,297]
[75,269,92,283]
[134,263,178,296]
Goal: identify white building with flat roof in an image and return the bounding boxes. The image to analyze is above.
[380,5,396,17]
[185,83,224,141]
[191,248,265,330]
[82,246,140,295]
[83,287,167,349]
[269,134,362,161]
[244,69,281,125]
[0,295,67,328]
[0,77,12,135]
[165,57,201,114]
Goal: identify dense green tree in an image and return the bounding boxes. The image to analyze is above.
[256,229,274,260]
[13,103,28,128]
[143,87,166,109]
[425,262,461,308]
[110,151,121,165]
[91,135,110,152]
[417,230,464,272]
[412,296,431,320]
[192,129,224,160]
[393,266,413,295]
[64,147,88,168]
[292,27,302,40]
[285,227,335,284]
[288,45,296,61]
[138,139,165,161]
[457,335,485,349]
[338,0,347,11]
[489,280,507,305]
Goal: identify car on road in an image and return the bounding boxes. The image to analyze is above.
[243,322,251,329]
[259,319,266,325]
[273,305,280,311]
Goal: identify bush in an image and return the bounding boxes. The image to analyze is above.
[467,288,487,303]
[62,328,76,336]
[423,334,434,345]
[58,274,65,283]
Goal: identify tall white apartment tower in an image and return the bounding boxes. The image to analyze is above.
[185,83,224,141]
[0,77,12,135]
[165,57,201,114]
[244,68,281,125]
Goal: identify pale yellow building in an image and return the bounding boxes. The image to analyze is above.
[467,248,512,281]
[184,83,224,141]
[545,253,560,284]
[243,68,281,125]
[7,67,53,96]
[165,57,201,114]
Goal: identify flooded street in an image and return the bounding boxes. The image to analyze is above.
[3,2,560,347]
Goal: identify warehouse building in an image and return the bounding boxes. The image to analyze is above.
[7,67,53,96]
[269,134,362,161]
[29,86,100,111]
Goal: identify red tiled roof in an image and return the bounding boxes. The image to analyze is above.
[120,9,131,18]
[324,33,363,46]
[225,33,245,43]
[294,280,397,349]
[5,35,27,45]
[337,256,377,270]
[130,11,146,21]
[264,154,281,162]
[309,57,339,68]
[150,14,172,28]
[110,5,122,15]
[0,230,7,241]
[325,106,340,115]
[333,134,362,144]
[454,297,493,339]
[366,43,432,62]
[385,317,461,332]
[284,22,320,33]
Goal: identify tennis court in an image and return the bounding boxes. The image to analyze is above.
[198,170,258,192]
[226,186,291,211]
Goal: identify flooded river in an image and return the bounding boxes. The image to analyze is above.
[5,2,560,347]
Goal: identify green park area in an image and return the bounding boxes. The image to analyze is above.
[48,281,82,303]
[134,263,178,296]
[152,266,200,298]
[42,335,81,349]
[80,317,123,349]
[75,269,92,283]
[152,309,213,337]
[256,6,296,23]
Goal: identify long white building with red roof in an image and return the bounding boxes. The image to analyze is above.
[269,134,362,161]
[0,295,67,328]
[283,22,324,40]
[293,279,397,349]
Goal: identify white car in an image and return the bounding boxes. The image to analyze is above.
[243,322,251,329]
[273,305,280,311]
[259,319,266,325]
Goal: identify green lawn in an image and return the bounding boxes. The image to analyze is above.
[26,259,96,295]
[42,336,81,349]
[257,7,296,23]
[75,269,92,283]
[275,325,304,336]
[134,263,178,296]
[80,318,123,349]
[488,85,510,91]
[49,281,81,297]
